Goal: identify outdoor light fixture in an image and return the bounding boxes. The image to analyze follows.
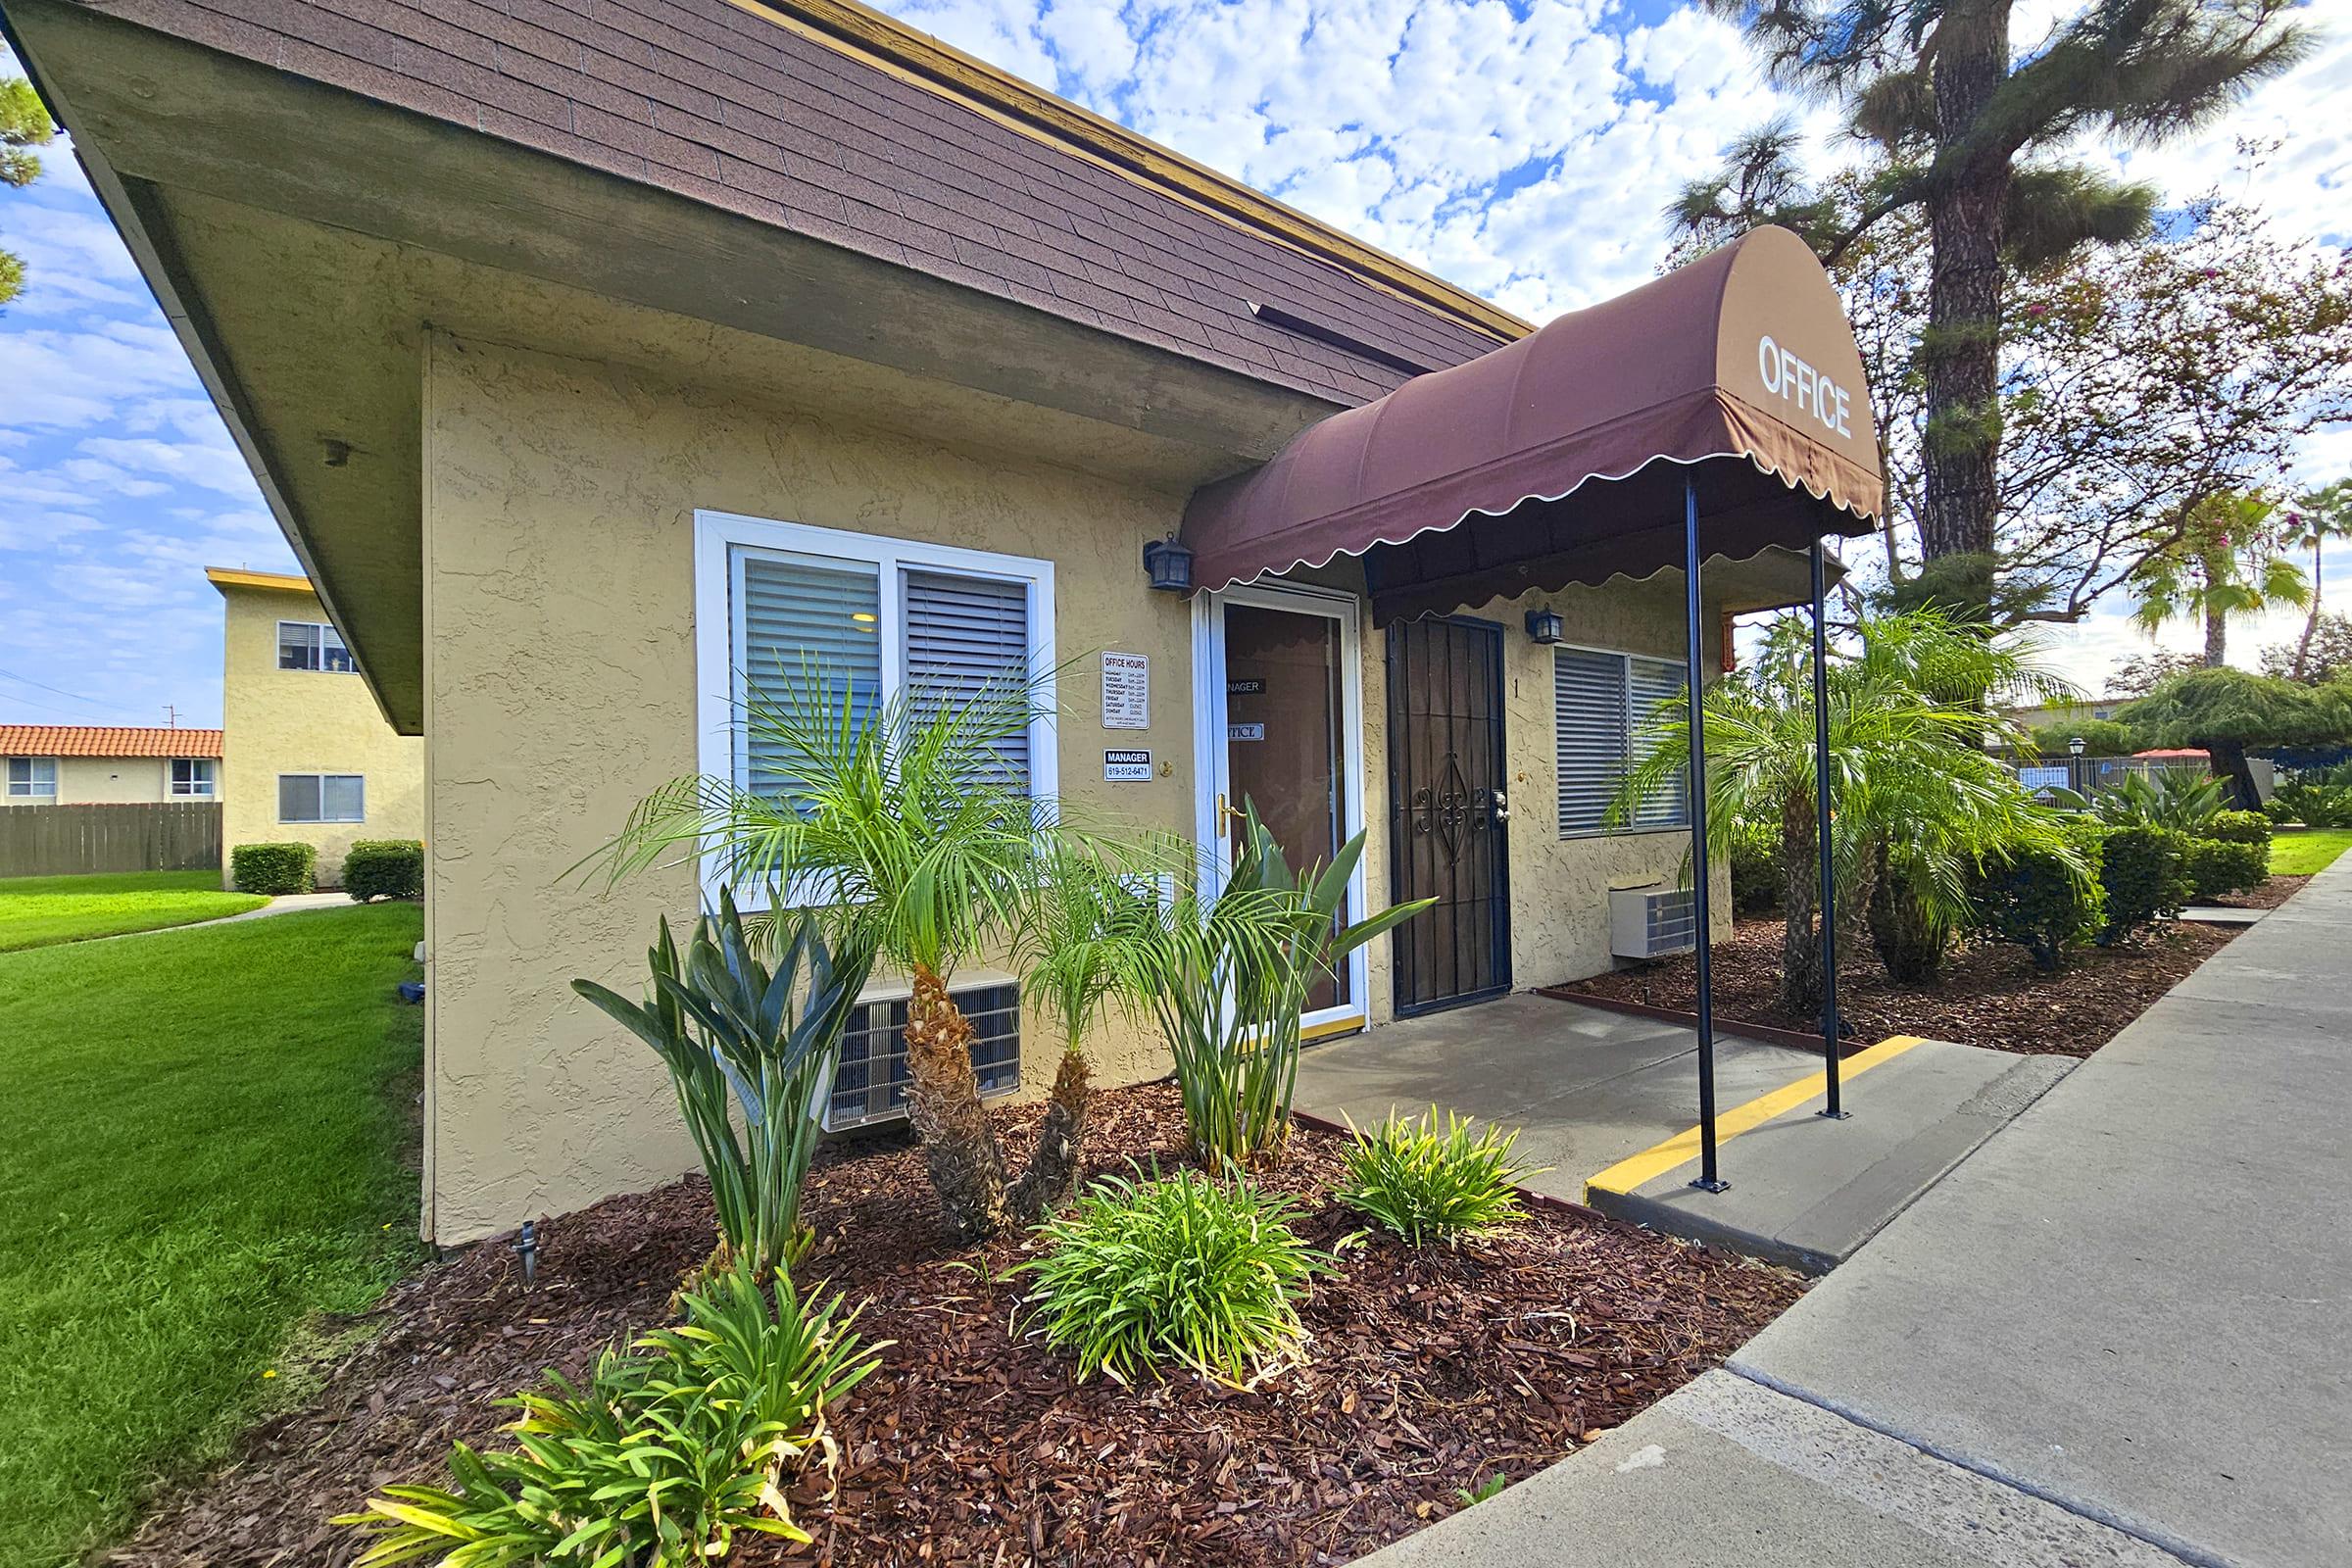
[1142,537,1194,592]
[514,1218,540,1290]
[1524,607,1565,645]
[2068,735,2086,757]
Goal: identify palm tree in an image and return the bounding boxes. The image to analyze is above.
[2128,492,2309,667]
[587,661,1096,1242]
[2281,481,2352,682]
[1611,610,2078,1014]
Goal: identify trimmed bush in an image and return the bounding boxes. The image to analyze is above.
[1728,824,1781,916]
[2202,809,2272,848]
[229,841,317,896]
[1015,1166,1330,1387]
[1967,833,2105,972]
[2094,826,2193,944]
[1868,867,1951,983]
[1338,1107,1534,1247]
[2181,837,2269,901]
[342,839,423,902]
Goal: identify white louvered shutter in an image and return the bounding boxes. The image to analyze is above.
[903,568,1032,793]
[736,552,882,803]
[1554,647,1627,836]
[1627,656,1690,829]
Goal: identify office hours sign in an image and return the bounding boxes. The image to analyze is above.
[1102,652,1149,730]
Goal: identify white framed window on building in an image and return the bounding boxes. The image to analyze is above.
[693,510,1058,837]
[170,759,216,797]
[6,757,58,799]
[279,772,365,823]
[1553,646,1690,837]
[278,620,355,672]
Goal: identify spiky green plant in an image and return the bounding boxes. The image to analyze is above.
[336,1263,883,1566]
[2089,769,2229,834]
[1337,1107,1536,1248]
[572,892,867,1278]
[1013,1164,1331,1387]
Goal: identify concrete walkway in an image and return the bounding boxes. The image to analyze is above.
[92,890,350,941]
[1356,854,2352,1567]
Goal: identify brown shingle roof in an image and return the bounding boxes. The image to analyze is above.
[91,0,1520,406]
[1,726,224,759]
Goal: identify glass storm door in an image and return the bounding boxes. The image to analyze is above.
[1195,584,1367,1034]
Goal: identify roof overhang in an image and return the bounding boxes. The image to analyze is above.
[1182,227,1884,622]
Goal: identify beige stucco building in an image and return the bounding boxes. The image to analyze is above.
[1,725,221,805]
[209,568,424,889]
[21,0,1880,1246]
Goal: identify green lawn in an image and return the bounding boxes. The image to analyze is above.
[2272,827,2352,877]
[0,870,270,952]
[0,903,423,1568]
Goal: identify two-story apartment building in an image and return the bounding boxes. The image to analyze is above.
[209,567,424,888]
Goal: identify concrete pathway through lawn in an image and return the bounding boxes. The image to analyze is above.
[1355,854,2352,1567]
[92,890,352,941]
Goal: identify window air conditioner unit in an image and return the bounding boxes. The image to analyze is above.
[1609,884,1697,960]
[824,970,1022,1131]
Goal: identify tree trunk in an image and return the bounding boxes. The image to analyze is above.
[904,960,1011,1241]
[2206,738,2262,812]
[1005,1047,1092,1222]
[2204,605,2228,667]
[1778,787,1825,1016]
[2290,538,2322,681]
[1917,3,2014,606]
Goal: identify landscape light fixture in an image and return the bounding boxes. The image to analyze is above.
[1142,537,1194,592]
[2068,735,2086,757]
[1524,607,1565,645]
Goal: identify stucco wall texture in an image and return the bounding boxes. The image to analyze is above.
[419,331,1735,1247]
[51,757,172,804]
[219,581,424,887]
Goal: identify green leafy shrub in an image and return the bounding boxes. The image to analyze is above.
[338,1263,882,1567]
[2201,809,2272,848]
[1728,822,1781,916]
[1337,1107,1534,1247]
[342,839,423,902]
[1967,830,2105,972]
[1014,1165,1331,1387]
[574,894,868,1279]
[229,841,316,896]
[2181,837,2269,900]
[2094,826,2193,944]
[1868,860,1952,983]
[2091,770,2228,833]
[2267,781,2352,827]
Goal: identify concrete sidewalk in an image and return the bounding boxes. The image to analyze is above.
[1357,854,2352,1568]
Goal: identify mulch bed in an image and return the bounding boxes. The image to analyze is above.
[2205,873,2310,910]
[108,1083,1803,1568]
[1552,914,2238,1058]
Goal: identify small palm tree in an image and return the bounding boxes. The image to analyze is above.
[1611,610,2080,1014]
[587,660,1093,1242]
[2130,492,2310,667]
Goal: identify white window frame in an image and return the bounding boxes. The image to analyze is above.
[277,619,354,673]
[1554,641,1691,839]
[170,758,217,797]
[693,510,1058,910]
[6,757,58,799]
[278,772,367,823]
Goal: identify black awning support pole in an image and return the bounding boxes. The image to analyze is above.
[1811,538,1850,1119]
[1685,476,1728,1193]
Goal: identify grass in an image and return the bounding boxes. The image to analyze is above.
[0,870,270,952]
[0,903,423,1568]
[2270,827,2352,877]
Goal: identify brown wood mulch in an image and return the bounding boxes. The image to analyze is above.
[2205,873,2311,910]
[1553,914,2239,1058]
[108,1083,1803,1568]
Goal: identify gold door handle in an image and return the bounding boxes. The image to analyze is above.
[1217,793,1242,832]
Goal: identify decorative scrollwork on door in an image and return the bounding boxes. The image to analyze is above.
[1434,752,1471,863]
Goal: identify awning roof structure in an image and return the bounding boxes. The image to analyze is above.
[1182,225,1884,621]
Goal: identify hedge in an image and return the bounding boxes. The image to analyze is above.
[2202,809,2272,848]
[230,842,318,896]
[1967,833,2104,973]
[2181,837,2268,901]
[344,839,424,903]
[2094,826,2192,945]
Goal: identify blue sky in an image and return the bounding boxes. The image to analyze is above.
[2,1,2347,730]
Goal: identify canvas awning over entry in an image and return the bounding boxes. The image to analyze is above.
[1182,225,1883,621]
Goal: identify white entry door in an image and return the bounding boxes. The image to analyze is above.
[1191,581,1370,1039]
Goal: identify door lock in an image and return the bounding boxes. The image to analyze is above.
[1489,787,1510,822]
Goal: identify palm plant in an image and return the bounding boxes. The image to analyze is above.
[1611,610,2082,1013]
[2128,492,2310,667]
[572,892,867,1279]
[584,660,1087,1242]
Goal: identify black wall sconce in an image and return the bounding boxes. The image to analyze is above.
[1524,607,1565,645]
[1143,537,1194,593]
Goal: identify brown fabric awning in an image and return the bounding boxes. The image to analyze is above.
[1181,225,1884,621]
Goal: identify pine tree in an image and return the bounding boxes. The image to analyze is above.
[1,75,58,307]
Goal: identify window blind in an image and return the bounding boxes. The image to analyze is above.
[1627,656,1690,829]
[737,553,881,804]
[1554,648,1627,835]
[903,568,1031,793]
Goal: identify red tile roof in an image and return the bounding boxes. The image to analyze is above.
[0,725,224,759]
[77,0,1518,406]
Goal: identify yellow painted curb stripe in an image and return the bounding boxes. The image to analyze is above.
[1583,1035,1930,1201]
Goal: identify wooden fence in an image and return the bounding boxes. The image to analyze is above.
[0,801,222,877]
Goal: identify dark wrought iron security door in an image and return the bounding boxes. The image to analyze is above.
[1386,616,1511,1014]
